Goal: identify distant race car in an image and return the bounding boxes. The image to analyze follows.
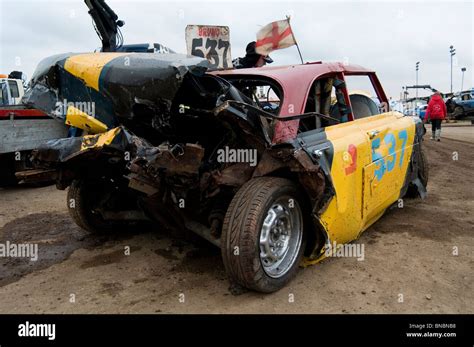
[446,90,474,119]
[22,53,428,293]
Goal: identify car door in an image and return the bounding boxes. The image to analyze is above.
[461,94,474,112]
[296,73,371,245]
[355,112,416,227]
[342,73,417,232]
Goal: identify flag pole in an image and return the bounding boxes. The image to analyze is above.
[286,15,304,64]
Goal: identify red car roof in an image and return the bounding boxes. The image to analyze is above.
[211,62,374,116]
[212,61,373,80]
[210,62,379,144]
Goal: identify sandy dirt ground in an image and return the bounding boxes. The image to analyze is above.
[441,122,474,143]
[0,128,472,314]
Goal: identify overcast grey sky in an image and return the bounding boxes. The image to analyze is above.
[0,0,472,98]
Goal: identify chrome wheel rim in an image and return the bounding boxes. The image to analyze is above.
[259,196,303,278]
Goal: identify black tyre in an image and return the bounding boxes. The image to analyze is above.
[419,146,429,188]
[221,177,306,293]
[67,178,148,233]
[67,179,116,233]
[453,106,464,119]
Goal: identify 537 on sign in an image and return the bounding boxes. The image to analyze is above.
[186,25,232,70]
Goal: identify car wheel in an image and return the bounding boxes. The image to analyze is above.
[454,106,464,118]
[221,177,306,293]
[67,179,116,233]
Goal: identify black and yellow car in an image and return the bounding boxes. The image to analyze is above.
[23,52,428,293]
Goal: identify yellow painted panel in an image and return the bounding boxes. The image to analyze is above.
[318,120,370,246]
[64,53,129,91]
[304,112,416,265]
[360,114,415,226]
[65,106,108,134]
[80,127,122,151]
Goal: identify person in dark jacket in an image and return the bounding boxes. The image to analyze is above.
[232,41,273,69]
[424,91,447,141]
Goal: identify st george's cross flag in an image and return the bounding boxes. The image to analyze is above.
[255,19,296,56]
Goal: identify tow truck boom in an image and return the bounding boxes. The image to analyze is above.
[84,0,125,52]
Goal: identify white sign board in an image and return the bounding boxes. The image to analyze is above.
[186,25,232,70]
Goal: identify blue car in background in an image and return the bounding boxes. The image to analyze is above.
[416,104,428,121]
[446,89,474,119]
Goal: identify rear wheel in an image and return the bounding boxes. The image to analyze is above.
[221,177,305,293]
[419,147,429,188]
[406,146,429,198]
[67,179,146,233]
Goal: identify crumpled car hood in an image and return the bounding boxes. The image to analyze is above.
[23,52,209,129]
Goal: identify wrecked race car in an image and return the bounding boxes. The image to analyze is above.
[21,52,428,293]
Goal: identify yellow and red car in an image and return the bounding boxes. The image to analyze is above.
[24,53,428,292]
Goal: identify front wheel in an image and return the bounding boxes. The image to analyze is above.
[453,106,464,119]
[221,177,306,293]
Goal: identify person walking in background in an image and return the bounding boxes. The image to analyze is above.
[424,91,447,141]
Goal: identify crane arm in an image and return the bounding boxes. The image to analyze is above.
[84,0,125,52]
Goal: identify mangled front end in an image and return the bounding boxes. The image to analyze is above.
[24,52,331,276]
